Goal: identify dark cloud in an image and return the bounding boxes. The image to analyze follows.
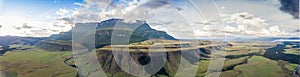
[0,25,2,28]
[279,0,299,19]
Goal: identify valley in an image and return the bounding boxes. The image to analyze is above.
[0,39,298,77]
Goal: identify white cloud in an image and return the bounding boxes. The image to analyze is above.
[216,0,298,33]
[53,0,298,38]
[56,9,71,16]
[193,29,211,37]
[265,0,280,5]
[22,23,33,29]
[221,12,294,37]
[0,16,71,37]
[56,0,177,23]
[74,2,84,6]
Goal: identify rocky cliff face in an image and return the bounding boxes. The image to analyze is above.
[39,19,176,51]
[35,19,229,76]
[93,40,228,76]
[35,41,72,51]
[48,19,176,41]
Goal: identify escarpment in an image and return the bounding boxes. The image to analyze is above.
[35,40,72,51]
[94,40,229,76]
[35,18,231,76]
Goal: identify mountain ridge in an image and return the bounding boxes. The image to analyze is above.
[38,19,176,51]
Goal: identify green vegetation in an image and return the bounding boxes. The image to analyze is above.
[97,39,200,52]
[221,56,285,77]
[96,41,296,77]
[0,48,77,77]
[196,60,210,76]
[130,39,190,45]
[223,56,249,69]
[284,62,300,74]
[0,39,298,77]
[285,63,298,71]
[283,49,299,55]
[225,44,262,56]
[202,42,296,77]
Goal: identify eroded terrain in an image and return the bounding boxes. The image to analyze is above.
[0,40,298,77]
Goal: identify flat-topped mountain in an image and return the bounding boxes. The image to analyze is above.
[39,19,176,51]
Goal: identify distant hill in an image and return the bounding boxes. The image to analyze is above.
[39,19,176,51]
[209,37,300,42]
[252,37,300,42]
[0,36,43,45]
[0,36,45,54]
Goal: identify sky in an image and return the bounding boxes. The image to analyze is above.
[0,0,298,39]
[0,0,83,37]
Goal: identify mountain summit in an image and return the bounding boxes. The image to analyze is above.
[39,19,176,51]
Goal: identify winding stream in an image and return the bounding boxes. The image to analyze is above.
[63,55,77,68]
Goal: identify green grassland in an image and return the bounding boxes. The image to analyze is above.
[97,40,198,52]
[283,49,299,55]
[227,56,285,77]
[223,56,249,69]
[203,42,295,77]
[0,40,297,77]
[196,60,210,76]
[284,62,300,74]
[197,50,250,77]
[225,45,263,56]
[285,63,298,71]
[130,39,191,45]
[0,48,77,77]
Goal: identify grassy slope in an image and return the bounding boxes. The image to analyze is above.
[283,49,299,55]
[0,41,294,77]
[208,43,290,77]
[0,48,77,77]
[222,56,285,77]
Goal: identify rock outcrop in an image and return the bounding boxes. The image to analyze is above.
[93,40,228,76]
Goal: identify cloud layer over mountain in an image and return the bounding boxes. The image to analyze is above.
[1,0,297,38]
[54,0,299,38]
